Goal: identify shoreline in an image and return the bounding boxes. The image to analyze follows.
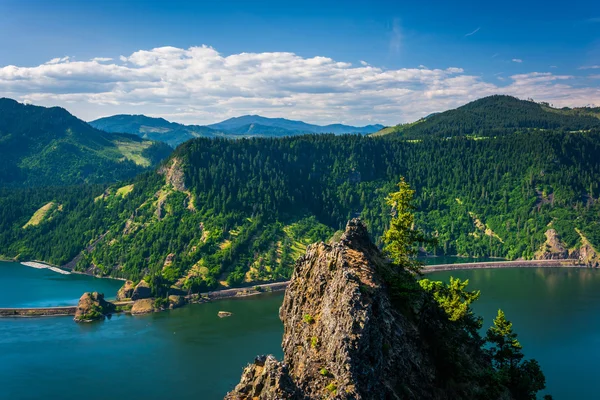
[421,259,583,273]
[1,259,126,281]
[0,260,590,318]
[21,261,71,275]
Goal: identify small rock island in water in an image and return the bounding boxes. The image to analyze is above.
[74,292,115,322]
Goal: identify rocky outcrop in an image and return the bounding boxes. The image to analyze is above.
[229,355,297,399]
[116,280,135,301]
[163,253,175,268]
[574,228,600,268]
[132,280,152,300]
[131,298,156,315]
[168,295,186,309]
[74,292,116,322]
[226,219,499,400]
[159,157,186,192]
[536,229,568,260]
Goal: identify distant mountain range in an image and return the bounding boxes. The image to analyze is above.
[90,114,384,147]
[0,98,172,186]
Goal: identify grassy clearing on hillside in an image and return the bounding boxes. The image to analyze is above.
[116,184,134,197]
[23,202,56,228]
[114,140,152,167]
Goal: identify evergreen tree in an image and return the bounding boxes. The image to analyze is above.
[382,178,429,273]
[486,309,547,400]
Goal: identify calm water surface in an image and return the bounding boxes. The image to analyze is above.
[0,261,123,307]
[1,266,599,399]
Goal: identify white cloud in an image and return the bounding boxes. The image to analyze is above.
[0,45,599,125]
[46,56,70,65]
[465,27,480,37]
[579,65,600,70]
[512,59,523,63]
[91,57,113,63]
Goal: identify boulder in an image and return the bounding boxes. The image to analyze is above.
[116,280,135,301]
[218,311,232,318]
[131,298,156,315]
[131,280,152,300]
[168,295,186,309]
[74,292,115,323]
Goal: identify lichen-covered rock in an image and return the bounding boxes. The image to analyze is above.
[131,298,156,315]
[226,356,298,400]
[131,280,152,300]
[227,219,502,400]
[116,280,135,300]
[74,292,115,322]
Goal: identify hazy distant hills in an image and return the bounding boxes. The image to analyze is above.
[89,114,221,147]
[0,98,172,186]
[90,114,384,146]
[207,115,384,135]
[374,95,600,138]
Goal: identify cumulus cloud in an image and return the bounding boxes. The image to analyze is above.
[0,45,599,125]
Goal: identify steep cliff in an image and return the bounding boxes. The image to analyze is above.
[226,219,503,400]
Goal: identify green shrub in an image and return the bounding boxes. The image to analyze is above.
[311,336,319,348]
[303,314,315,324]
[320,368,329,376]
[325,382,337,393]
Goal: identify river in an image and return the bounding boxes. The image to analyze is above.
[0,262,598,399]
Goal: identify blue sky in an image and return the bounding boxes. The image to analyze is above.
[0,0,598,125]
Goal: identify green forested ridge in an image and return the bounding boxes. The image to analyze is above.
[1,116,599,290]
[89,114,221,147]
[0,98,172,186]
[378,95,600,139]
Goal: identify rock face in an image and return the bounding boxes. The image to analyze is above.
[116,280,135,301]
[168,295,186,309]
[536,229,569,260]
[74,292,115,322]
[226,219,497,400]
[131,280,152,300]
[131,298,156,315]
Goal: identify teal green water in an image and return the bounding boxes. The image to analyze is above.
[0,293,285,400]
[1,266,599,399]
[0,261,123,307]
[429,267,600,400]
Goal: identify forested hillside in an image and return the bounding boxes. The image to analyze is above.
[2,121,600,291]
[379,95,600,138]
[0,98,172,186]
